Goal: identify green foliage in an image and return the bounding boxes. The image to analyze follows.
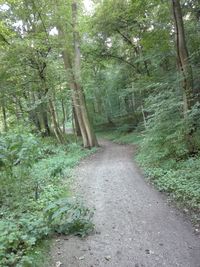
[99,130,142,145]
[141,159,200,211]
[0,215,49,267]
[135,89,200,216]
[0,131,94,267]
[138,126,200,213]
[0,132,41,170]
[45,198,94,237]
[139,90,189,164]
[0,196,94,266]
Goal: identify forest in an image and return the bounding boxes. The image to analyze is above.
[0,0,200,266]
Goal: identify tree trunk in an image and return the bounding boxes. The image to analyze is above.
[42,108,51,136]
[172,0,196,153]
[38,98,51,136]
[17,97,26,122]
[73,106,81,136]
[141,105,147,130]
[31,92,42,132]
[24,90,43,133]
[49,98,66,143]
[72,0,98,148]
[61,48,90,146]
[172,0,194,115]
[61,98,66,134]
[2,101,8,132]
[56,1,98,148]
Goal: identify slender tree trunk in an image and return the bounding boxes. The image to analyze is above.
[49,98,66,143]
[144,59,150,77]
[53,93,60,127]
[32,92,42,133]
[73,106,81,136]
[72,0,98,148]
[61,98,66,134]
[39,75,64,141]
[38,100,51,136]
[36,85,51,136]
[72,111,78,143]
[42,108,51,136]
[172,0,194,116]
[17,98,26,122]
[24,90,42,133]
[2,101,8,132]
[37,109,50,136]
[141,105,147,130]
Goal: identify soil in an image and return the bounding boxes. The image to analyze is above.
[51,140,200,267]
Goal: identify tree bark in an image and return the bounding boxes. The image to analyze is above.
[141,105,147,130]
[49,98,66,143]
[2,101,8,132]
[172,0,194,115]
[56,1,98,148]
[72,0,98,148]
[172,0,197,153]
[73,106,81,136]
[37,91,51,136]
[61,98,66,134]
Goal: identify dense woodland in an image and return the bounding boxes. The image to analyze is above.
[0,0,200,266]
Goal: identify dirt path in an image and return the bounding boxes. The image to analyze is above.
[51,140,200,267]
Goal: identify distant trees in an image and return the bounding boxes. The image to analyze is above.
[83,0,200,156]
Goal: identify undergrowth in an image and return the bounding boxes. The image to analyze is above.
[98,130,142,145]
[0,131,95,267]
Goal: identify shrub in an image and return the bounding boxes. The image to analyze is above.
[45,198,94,237]
[0,131,94,266]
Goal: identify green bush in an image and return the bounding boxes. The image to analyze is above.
[0,131,94,266]
[45,198,94,237]
[0,132,42,170]
[137,145,200,212]
[0,197,94,267]
[139,91,188,164]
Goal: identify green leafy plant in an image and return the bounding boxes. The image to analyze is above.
[45,198,94,237]
[0,131,95,267]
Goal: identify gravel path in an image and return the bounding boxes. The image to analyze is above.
[51,140,200,267]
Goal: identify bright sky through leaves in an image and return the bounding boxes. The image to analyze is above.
[84,0,94,13]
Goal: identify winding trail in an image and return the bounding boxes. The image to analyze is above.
[51,140,200,267]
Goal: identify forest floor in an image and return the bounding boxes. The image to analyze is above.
[51,140,200,267]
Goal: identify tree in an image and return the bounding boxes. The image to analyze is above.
[56,0,98,148]
[172,0,194,116]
